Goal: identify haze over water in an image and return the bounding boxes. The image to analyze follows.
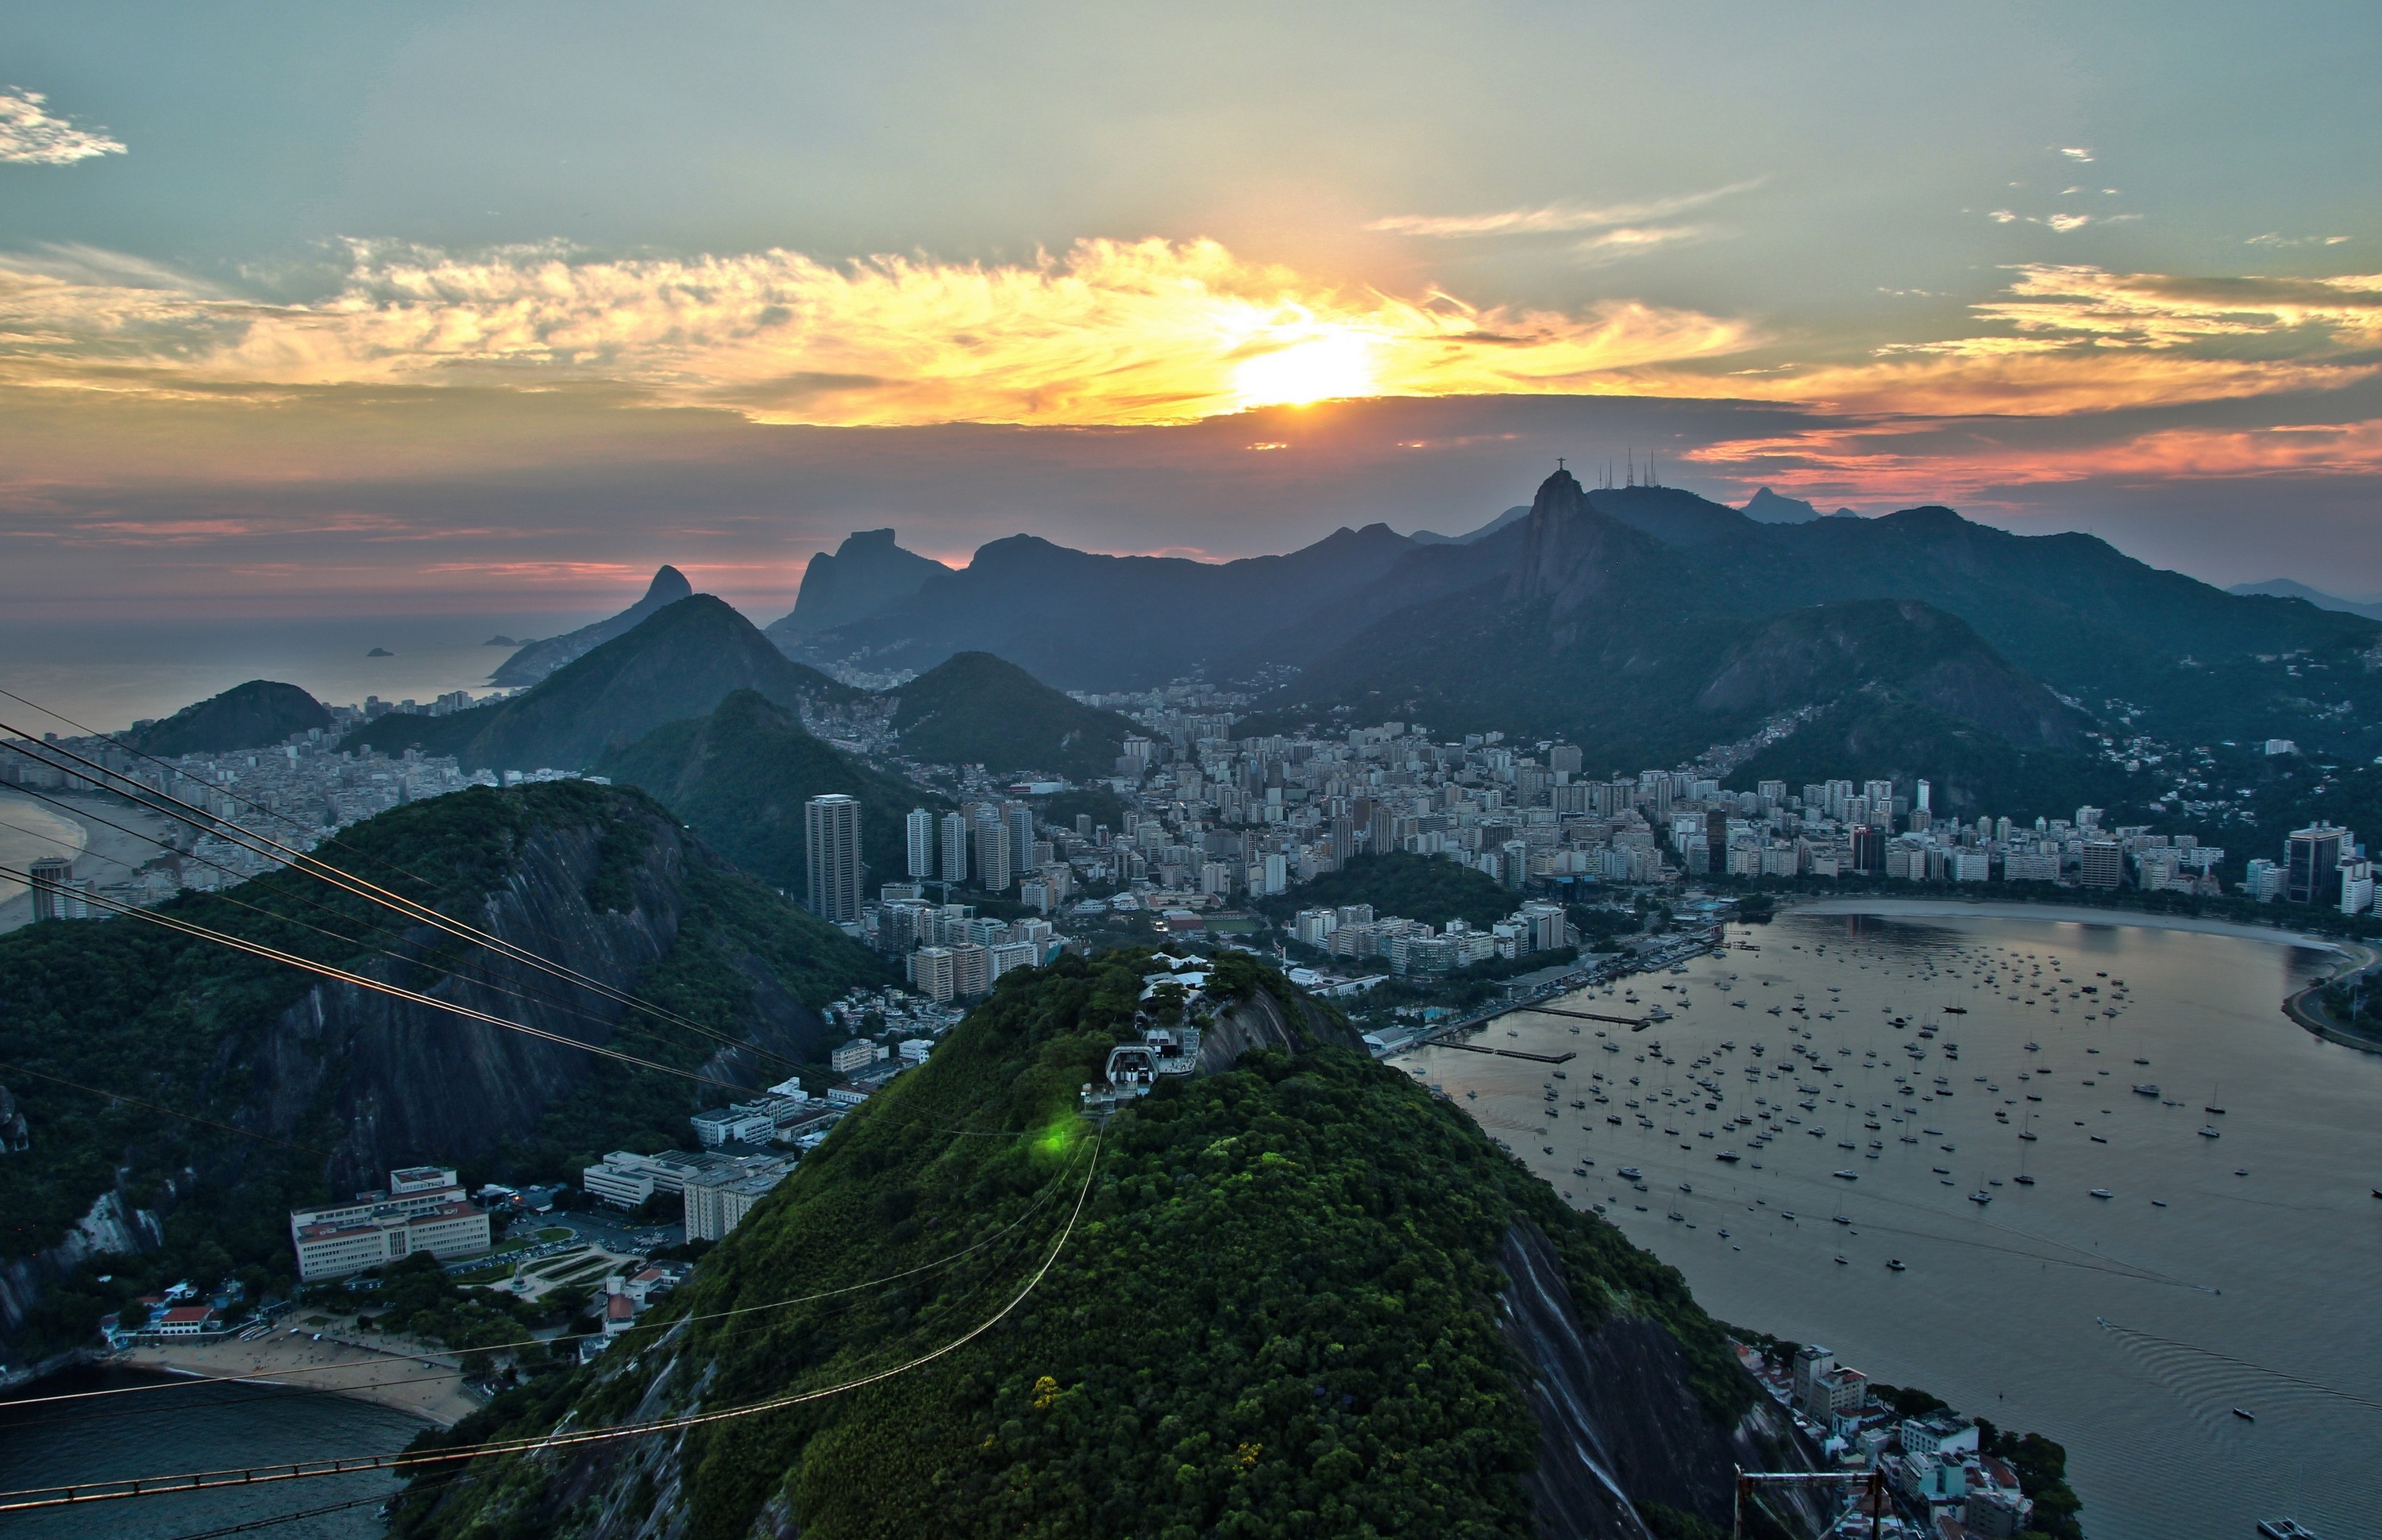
[0,612,616,734]
[1399,910,2378,1540]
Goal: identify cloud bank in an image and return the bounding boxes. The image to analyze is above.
[0,237,1762,425]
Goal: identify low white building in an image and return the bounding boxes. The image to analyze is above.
[289,1166,491,1281]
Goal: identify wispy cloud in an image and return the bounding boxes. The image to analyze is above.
[1365,179,1761,239]
[2249,233,2352,248]
[0,237,1762,426]
[0,88,125,165]
[1572,225,1709,264]
[2059,146,2095,162]
[1636,263,2382,417]
[1687,416,2382,507]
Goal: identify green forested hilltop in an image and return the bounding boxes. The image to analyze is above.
[391,952,1749,1540]
[0,780,885,1353]
[1255,850,1521,931]
[593,688,942,894]
[888,650,1141,778]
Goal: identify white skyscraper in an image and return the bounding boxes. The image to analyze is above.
[804,794,863,924]
[906,807,935,880]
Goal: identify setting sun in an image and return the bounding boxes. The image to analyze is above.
[1230,327,1379,408]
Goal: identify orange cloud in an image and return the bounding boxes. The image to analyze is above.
[1689,415,2382,507]
[0,238,1760,427]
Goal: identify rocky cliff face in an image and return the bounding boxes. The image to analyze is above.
[244,810,686,1189]
[0,1184,163,1346]
[1498,1221,1829,1539]
[1193,980,1369,1072]
[0,780,882,1357]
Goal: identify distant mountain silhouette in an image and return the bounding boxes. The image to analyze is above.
[1740,487,1821,524]
[768,529,948,637]
[769,523,1419,688]
[131,680,331,757]
[1409,504,1530,545]
[1246,467,2380,810]
[2226,578,2382,624]
[491,565,694,687]
[357,595,854,771]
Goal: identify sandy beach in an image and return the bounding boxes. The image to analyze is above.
[0,787,184,934]
[122,1323,483,1427]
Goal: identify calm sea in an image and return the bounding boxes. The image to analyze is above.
[0,612,623,734]
[0,1365,425,1538]
[1397,911,2376,1540]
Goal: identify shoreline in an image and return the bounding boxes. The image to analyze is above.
[116,1326,482,1427]
[1783,895,2349,951]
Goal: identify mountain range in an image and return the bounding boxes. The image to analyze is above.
[761,472,2382,810]
[2226,576,2382,624]
[356,595,858,771]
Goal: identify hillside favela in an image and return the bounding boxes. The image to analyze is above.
[0,10,2373,1540]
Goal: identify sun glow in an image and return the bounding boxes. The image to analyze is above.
[0,238,1757,427]
[1230,326,1379,408]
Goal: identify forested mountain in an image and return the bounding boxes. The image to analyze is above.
[386,952,1827,1540]
[1250,469,2382,806]
[762,475,2382,795]
[887,651,1143,778]
[355,597,858,772]
[128,679,331,755]
[595,689,942,891]
[491,565,695,687]
[0,780,886,1353]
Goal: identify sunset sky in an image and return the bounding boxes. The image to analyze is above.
[6,2,2380,617]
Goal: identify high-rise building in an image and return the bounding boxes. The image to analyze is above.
[1007,805,1035,884]
[974,818,1012,894]
[1848,825,1884,876]
[905,807,935,880]
[27,856,75,922]
[1548,742,1582,777]
[2078,840,2123,890]
[911,945,956,1003]
[951,941,991,997]
[2285,823,2349,906]
[804,795,863,924]
[940,810,969,885]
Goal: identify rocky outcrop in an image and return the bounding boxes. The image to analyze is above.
[235,806,827,1190]
[769,529,949,637]
[0,1183,162,1341]
[1196,983,1369,1072]
[1497,1220,1829,1540]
